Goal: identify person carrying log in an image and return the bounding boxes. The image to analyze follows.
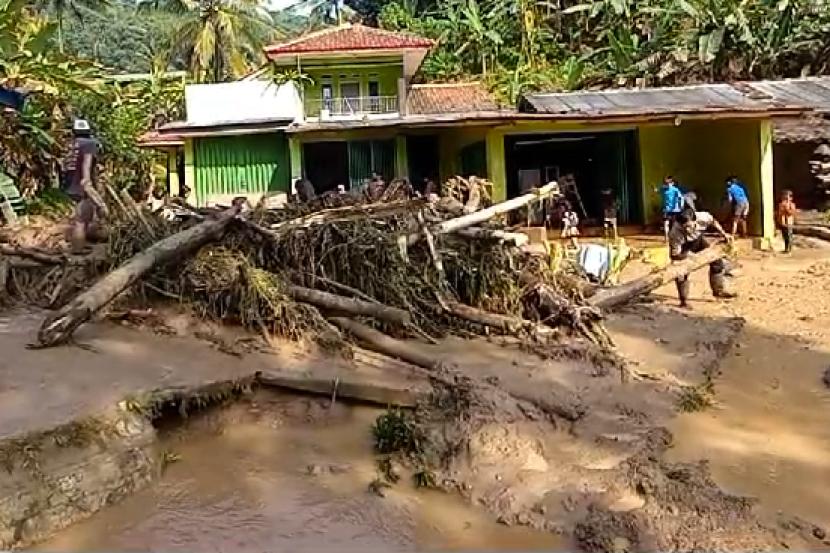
[669,206,736,308]
[61,119,110,253]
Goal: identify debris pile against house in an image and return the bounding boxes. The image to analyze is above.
[0,176,736,370]
[0,179,621,358]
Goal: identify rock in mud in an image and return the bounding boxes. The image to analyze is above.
[823,367,830,388]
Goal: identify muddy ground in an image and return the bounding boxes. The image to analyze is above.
[2,237,830,551]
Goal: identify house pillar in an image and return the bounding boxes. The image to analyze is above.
[167,149,180,197]
[183,139,196,206]
[485,129,506,202]
[759,119,775,241]
[289,135,303,188]
[395,135,408,179]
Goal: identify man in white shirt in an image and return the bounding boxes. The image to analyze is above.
[668,207,735,308]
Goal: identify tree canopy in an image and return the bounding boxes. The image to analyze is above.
[377,0,830,101]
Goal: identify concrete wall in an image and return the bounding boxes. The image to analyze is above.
[303,64,403,118]
[639,118,774,237]
[0,411,160,549]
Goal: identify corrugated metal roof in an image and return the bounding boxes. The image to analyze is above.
[743,77,830,113]
[522,83,802,117]
[774,115,830,143]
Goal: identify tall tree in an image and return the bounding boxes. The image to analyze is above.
[34,0,110,52]
[142,0,278,82]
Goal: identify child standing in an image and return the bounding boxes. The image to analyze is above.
[659,176,684,241]
[600,188,619,239]
[725,176,750,237]
[776,190,797,253]
[558,199,580,248]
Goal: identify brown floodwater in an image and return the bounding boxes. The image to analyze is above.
[35,392,562,552]
[668,331,830,529]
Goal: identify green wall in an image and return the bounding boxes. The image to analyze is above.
[193,132,290,206]
[639,119,770,235]
[303,63,402,117]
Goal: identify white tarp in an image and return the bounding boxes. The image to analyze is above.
[184,80,302,125]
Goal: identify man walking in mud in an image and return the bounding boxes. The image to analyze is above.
[62,119,108,253]
[669,206,736,308]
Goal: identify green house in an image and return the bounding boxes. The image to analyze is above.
[143,24,815,240]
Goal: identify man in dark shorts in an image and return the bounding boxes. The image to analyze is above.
[668,207,736,308]
[62,119,106,252]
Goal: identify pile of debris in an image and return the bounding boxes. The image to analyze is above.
[18,180,616,359]
[0,177,731,368]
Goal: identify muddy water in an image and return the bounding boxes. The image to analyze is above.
[37,392,562,552]
[668,331,830,529]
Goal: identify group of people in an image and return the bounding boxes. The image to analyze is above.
[659,174,800,308]
[661,175,798,253]
[659,175,751,239]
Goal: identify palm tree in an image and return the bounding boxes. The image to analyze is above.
[283,0,356,29]
[143,0,278,83]
[34,0,110,52]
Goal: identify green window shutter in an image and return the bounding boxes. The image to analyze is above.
[348,140,372,190]
[371,139,395,182]
[347,139,396,190]
[194,133,289,205]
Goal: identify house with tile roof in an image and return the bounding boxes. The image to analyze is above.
[141,24,830,240]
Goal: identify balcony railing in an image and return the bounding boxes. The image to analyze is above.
[306,95,399,119]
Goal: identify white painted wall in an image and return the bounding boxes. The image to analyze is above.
[184,80,302,125]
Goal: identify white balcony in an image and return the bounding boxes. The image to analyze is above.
[306,95,399,120]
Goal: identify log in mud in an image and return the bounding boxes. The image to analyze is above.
[35,206,242,348]
[588,245,727,311]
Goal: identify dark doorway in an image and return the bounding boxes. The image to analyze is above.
[406,135,439,193]
[774,142,818,209]
[303,141,348,193]
[504,131,641,224]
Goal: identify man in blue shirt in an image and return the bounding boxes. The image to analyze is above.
[660,175,684,241]
[725,176,749,237]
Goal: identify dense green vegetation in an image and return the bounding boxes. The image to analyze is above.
[377,0,830,100]
[0,0,183,195]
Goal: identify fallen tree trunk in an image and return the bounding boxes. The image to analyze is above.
[442,300,558,339]
[456,227,530,246]
[445,301,524,332]
[407,182,560,246]
[257,370,428,408]
[0,245,108,266]
[286,285,411,325]
[794,224,830,242]
[35,206,242,348]
[329,317,442,371]
[587,245,727,311]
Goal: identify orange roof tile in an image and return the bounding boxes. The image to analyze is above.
[265,24,433,57]
[406,82,500,115]
[137,130,184,147]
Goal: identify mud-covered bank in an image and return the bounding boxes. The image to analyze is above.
[0,410,158,548]
[0,376,257,549]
